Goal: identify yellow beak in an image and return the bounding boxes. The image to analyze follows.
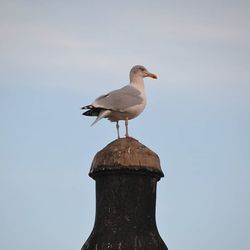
[145,72,158,79]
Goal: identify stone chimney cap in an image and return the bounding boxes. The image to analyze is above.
[89,137,164,179]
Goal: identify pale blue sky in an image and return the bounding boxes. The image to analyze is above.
[1,1,250,250]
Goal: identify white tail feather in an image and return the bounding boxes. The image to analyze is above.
[91,110,112,126]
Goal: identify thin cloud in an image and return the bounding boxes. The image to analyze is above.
[0,0,249,94]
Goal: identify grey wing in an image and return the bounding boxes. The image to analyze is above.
[92,85,143,112]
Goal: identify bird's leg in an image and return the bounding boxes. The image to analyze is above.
[116,121,120,139]
[125,118,129,137]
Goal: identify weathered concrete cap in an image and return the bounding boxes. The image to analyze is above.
[89,137,164,178]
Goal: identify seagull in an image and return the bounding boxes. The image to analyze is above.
[81,65,157,138]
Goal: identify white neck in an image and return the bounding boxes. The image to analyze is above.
[130,76,145,92]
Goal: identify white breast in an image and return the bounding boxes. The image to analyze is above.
[125,93,146,119]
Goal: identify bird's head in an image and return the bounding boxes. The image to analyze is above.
[129,65,157,82]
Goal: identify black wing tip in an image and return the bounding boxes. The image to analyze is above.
[81,105,94,110]
[82,108,104,117]
[82,110,90,116]
[81,105,95,116]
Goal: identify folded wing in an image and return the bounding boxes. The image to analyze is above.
[92,85,143,112]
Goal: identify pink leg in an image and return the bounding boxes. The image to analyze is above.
[125,118,129,137]
[116,121,120,139]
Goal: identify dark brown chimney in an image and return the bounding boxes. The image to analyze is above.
[82,137,168,249]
